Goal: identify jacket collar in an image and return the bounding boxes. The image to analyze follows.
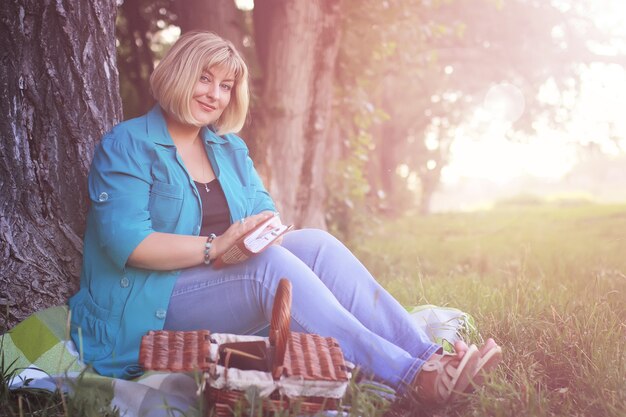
[146,104,228,146]
[201,124,228,145]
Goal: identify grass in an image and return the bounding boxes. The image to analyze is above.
[2,202,625,416]
[350,202,626,416]
[0,357,119,417]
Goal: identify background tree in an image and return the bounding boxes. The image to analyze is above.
[117,0,159,119]
[0,0,121,327]
[331,0,626,220]
[174,0,245,50]
[252,0,342,228]
[117,0,176,119]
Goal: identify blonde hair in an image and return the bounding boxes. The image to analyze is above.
[150,31,249,134]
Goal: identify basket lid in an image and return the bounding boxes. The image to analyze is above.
[269,279,350,382]
[139,329,215,372]
[282,333,350,381]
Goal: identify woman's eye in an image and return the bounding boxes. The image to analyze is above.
[200,75,211,83]
[221,84,233,92]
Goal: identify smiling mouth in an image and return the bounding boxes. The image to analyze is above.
[198,102,216,112]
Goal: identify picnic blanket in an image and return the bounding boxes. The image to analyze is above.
[1,304,476,417]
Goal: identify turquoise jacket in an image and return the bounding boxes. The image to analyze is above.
[68,105,276,378]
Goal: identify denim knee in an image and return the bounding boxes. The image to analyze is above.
[289,228,342,246]
[282,228,346,259]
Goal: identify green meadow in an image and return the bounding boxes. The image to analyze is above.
[351,202,626,417]
[2,203,625,416]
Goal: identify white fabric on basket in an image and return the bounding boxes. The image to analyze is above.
[278,375,350,399]
[207,332,353,399]
[208,364,277,397]
[206,357,351,399]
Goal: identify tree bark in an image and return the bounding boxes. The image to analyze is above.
[0,0,121,328]
[174,0,245,52]
[252,0,342,228]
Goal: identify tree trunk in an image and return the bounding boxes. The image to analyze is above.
[252,0,342,228]
[0,0,121,328]
[175,0,245,52]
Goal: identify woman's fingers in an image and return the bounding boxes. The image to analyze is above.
[238,212,273,233]
[214,212,274,256]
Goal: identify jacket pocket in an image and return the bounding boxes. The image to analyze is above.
[148,180,183,229]
[68,289,124,362]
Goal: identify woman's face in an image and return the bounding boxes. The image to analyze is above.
[190,66,234,126]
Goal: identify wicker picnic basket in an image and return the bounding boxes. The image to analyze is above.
[139,279,351,416]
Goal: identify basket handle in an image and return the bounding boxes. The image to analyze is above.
[269,278,292,379]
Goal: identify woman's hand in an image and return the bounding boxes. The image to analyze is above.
[210,211,275,259]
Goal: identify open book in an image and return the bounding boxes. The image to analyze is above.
[213,214,293,268]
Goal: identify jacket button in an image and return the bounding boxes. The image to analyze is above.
[98,192,108,202]
[155,309,167,320]
[120,276,130,288]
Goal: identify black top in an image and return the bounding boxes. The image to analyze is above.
[194,179,231,236]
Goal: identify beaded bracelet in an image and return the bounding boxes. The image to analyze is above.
[204,233,217,265]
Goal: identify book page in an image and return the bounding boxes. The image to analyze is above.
[245,223,290,253]
[244,215,280,242]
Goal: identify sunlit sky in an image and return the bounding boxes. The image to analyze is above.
[442,62,626,185]
[234,0,253,11]
[436,0,626,189]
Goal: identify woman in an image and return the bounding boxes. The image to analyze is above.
[69,31,501,405]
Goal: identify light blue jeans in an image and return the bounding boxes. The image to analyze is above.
[164,229,440,393]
